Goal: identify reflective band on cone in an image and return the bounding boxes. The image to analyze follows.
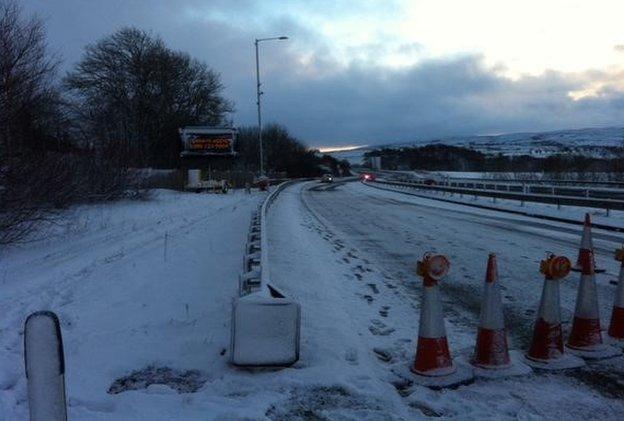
[474,329,509,367]
[527,275,566,361]
[568,318,602,348]
[414,337,454,375]
[528,316,564,361]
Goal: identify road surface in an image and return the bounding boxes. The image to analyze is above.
[267,180,624,419]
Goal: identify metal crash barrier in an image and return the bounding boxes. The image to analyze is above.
[231,181,301,367]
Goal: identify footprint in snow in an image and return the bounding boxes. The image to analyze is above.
[345,348,359,365]
[369,319,395,336]
[373,347,393,363]
[359,294,374,304]
[367,283,379,294]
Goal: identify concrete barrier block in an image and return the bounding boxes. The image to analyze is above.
[230,287,300,366]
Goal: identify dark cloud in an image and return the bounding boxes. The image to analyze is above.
[22,0,624,147]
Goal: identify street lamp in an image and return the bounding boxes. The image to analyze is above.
[255,36,289,176]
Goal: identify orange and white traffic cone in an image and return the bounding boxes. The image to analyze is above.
[411,253,473,388]
[525,254,585,369]
[572,213,604,273]
[470,254,531,377]
[566,245,620,359]
[607,247,624,346]
[472,254,509,368]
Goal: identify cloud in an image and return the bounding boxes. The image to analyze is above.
[21,0,624,147]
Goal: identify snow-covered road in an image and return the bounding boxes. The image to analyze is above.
[266,180,624,419]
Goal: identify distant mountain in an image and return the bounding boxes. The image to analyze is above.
[327,127,624,165]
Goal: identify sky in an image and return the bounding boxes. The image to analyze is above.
[21,0,624,148]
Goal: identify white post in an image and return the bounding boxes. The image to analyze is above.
[24,312,68,421]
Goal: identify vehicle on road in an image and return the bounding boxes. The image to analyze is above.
[360,173,376,181]
[257,175,270,191]
[321,174,334,183]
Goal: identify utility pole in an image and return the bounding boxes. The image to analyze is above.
[254,36,288,176]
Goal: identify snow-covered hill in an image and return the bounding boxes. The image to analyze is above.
[327,127,624,164]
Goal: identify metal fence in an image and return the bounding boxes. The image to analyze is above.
[373,177,624,211]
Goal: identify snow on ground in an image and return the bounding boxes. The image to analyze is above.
[283,180,624,419]
[0,189,277,419]
[3,180,624,419]
[326,127,624,164]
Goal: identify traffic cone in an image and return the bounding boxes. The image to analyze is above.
[525,254,585,369]
[566,245,620,359]
[411,253,473,388]
[472,254,510,368]
[607,247,624,345]
[572,213,603,273]
[470,254,532,377]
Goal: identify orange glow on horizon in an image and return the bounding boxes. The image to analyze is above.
[318,144,367,153]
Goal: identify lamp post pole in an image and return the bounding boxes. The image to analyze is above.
[254,36,288,176]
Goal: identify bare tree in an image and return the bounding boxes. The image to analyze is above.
[65,28,233,167]
[0,1,72,244]
[0,0,59,159]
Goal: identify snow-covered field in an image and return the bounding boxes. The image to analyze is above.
[3,181,624,419]
[0,189,267,419]
[327,126,624,165]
